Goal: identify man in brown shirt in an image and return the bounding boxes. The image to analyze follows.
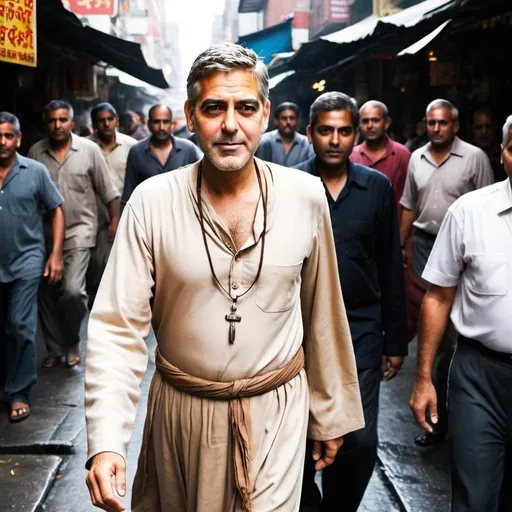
[28,100,119,368]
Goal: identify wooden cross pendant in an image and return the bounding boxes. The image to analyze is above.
[225,302,241,344]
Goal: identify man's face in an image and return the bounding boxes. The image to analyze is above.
[501,128,512,180]
[46,108,74,143]
[148,107,173,142]
[472,111,496,150]
[426,107,459,148]
[274,108,298,138]
[94,110,118,139]
[307,110,357,168]
[185,69,270,173]
[0,123,21,162]
[360,106,390,142]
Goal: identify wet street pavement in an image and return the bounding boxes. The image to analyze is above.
[0,327,449,511]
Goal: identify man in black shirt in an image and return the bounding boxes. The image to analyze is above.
[121,104,201,206]
[296,92,407,511]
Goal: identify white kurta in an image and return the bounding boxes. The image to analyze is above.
[85,159,364,511]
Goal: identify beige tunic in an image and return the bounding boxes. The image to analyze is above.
[85,159,364,511]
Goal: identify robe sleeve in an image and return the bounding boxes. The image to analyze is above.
[301,199,365,441]
[85,199,154,467]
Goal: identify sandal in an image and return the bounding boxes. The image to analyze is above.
[9,403,30,423]
[41,355,61,368]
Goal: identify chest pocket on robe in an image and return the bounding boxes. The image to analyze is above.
[256,262,303,313]
[345,220,375,260]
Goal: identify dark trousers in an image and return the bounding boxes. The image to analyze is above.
[0,277,40,403]
[300,366,381,512]
[449,340,512,511]
[433,341,454,435]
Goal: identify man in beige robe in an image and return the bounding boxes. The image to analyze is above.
[85,43,364,512]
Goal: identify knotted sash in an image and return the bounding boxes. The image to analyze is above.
[137,346,305,511]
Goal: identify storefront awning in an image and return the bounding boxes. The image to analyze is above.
[39,0,169,89]
[237,17,293,65]
[269,70,295,90]
[397,19,452,56]
[238,0,266,13]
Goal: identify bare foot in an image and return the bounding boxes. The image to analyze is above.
[66,346,81,367]
[10,402,30,423]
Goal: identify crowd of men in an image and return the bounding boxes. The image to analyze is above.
[0,41,510,512]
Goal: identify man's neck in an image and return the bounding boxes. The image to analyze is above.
[202,157,258,198]
[430,138,454,157]
[278,130,294,144]
[0,155,16,175]
[315,157,348,181]
[50,135,72,152]
[150,136,172,150]
[364,135,388,153]
[97,133,117,151]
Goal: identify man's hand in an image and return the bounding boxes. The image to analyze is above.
[86,452,126,512]
[312,437,344,471]
[43,251,63,284]
[410,379,438,432]
[381,356,404,381]
[108,217,120,243]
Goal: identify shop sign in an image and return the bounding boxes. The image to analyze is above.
[67,0,117,16]
[0,0,36,67]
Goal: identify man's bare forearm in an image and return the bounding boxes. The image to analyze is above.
[107,198,120,221]
[399,207,416,247]
[50,207,65,254]
[416,285,457,382]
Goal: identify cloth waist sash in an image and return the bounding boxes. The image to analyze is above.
[139,346,305,511]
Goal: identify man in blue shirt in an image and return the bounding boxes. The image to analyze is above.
[296,92,407,511]
[0,112,64,422]
[121,104,202,206]
[256,102,314,167]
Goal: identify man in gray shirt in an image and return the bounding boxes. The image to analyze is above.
[121,104,202,206]
[28,101,119,369]
[0,112,64,422]
[256,102,314,167]
[400,99,494,447]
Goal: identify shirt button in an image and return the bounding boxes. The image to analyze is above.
[0,190,3,194]
[232,282,239,290]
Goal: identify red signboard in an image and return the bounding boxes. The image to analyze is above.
[329,0,350,23]
[66,0,117,16]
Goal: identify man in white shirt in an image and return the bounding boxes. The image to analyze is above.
[410,115,512,511]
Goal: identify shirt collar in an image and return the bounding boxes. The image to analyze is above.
[272,129,299,145]
[143,134,180,152]
[421,136,464,161]
[359,135,395,159]
[494,179,512,214]
[308,159,368,189]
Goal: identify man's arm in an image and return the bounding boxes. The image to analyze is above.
[44,207,65,284]
[85,192,154,511]
[399,207,416,248]
[301,197,364,470]
[376,185,408,380]
[410,284,457,430]
[120,148,139,208]
[472,151,495,189]
[106,199,120,243]
[410,208,464,431]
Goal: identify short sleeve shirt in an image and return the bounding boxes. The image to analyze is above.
[0,154,64,282]
[400,137,494,235]
[422,179,512,352]
[256,129,314,167]
[28,134,119,250]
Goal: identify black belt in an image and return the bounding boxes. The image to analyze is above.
[459,335,512,365]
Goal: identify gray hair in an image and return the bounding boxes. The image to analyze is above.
[0,112,21,134]
[502,115,512,145]
[43,100,74,122]
[360,100,389,118]
[309,92,359,129]
[186,43,269,108]
[426,99,459,122]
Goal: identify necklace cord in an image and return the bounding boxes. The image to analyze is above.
[196,159,268,302]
